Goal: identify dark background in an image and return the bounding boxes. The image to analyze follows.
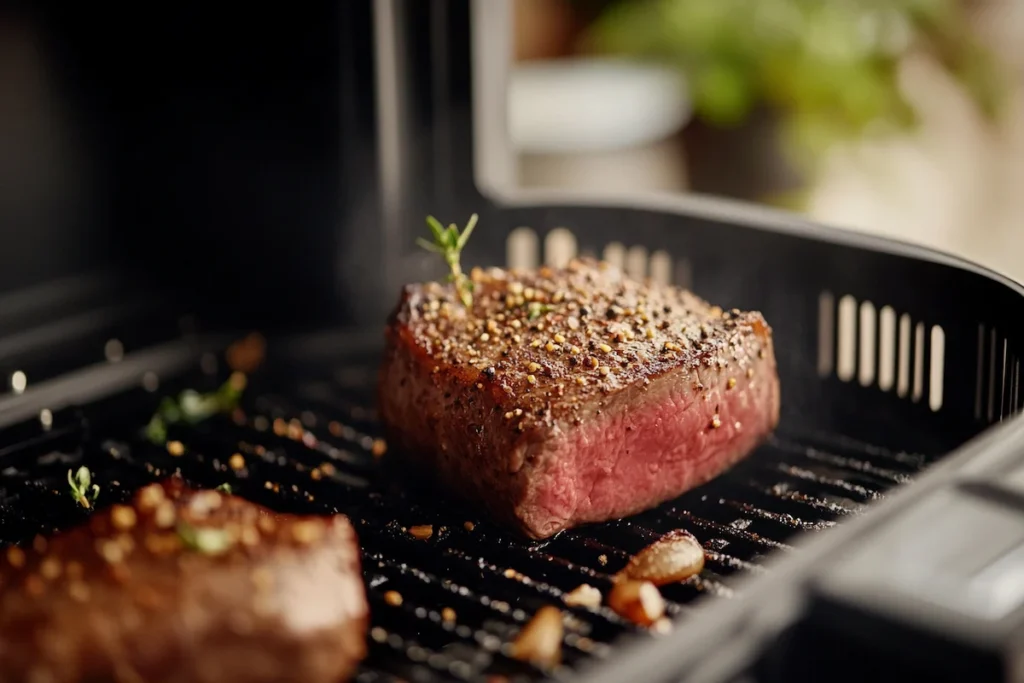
[0,2,379,331]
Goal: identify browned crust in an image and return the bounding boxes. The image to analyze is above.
[385,258,772,434]
[0,479,368,683]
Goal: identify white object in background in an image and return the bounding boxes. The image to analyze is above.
[507,57,693,193]
[508,57,691,154]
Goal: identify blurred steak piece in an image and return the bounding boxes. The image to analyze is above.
[0,479,368,683]
[379,258,780,539]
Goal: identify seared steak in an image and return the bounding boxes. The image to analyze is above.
[0,479,368,683]
[379,258,780,539]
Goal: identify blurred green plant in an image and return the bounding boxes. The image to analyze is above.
[587,0,1006,169]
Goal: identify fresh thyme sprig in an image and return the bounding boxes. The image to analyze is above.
[68,466,99,509]
[417,213,478,308]
[144,372,247,445]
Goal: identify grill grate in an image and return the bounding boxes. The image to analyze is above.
[0,348,940,683]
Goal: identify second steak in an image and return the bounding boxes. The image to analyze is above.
[0,479,368,683]
[379,258,781,539]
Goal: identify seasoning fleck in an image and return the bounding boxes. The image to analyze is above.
[6,546,25,568]
[39,557,62,580]
[384,590,403,607]
[167,440,185,457]
[153,501,176,529]
[409,525,433,540]
[68,581,90,603]
[110,505,137,531]
[291,520,324,545]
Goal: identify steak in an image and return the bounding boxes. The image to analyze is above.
[0,479,368,683]
[378,258,780,539]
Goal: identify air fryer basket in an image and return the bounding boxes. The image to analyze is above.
[3,191,1024,683]
[3,1,1024,681]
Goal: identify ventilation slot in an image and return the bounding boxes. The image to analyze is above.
[507,227,539,270]
[928,326,944,411]
[836,295,858,382]
[877,306,897,391]
[858,301,877,387]
[603,242,626,270]
[543,228,576,268]
[649,251,672,287]
[897,314,912,398]
[625,246,648,280]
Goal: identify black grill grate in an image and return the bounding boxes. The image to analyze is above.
[0,348,939,683]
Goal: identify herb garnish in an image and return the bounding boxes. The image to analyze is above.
[215,483,233,494]
[68,466,100,509]
[527,302,553,321]
[417,213,478,308]
[144,372,247,445]
[176,520,233,555]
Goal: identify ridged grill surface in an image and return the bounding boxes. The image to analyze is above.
[0,347,936,683]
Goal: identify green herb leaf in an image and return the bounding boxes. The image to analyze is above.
[68,466,100,509]
[215,483,233,494]
[144,374,247,445]
[527,302,552,321]
[455,214,478,251]
[426,215,446,243]
[418,213,479,308]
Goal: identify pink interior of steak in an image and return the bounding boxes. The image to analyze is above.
[516,357,780,538]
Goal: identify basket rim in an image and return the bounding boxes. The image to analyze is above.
[483,186,1024,298]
